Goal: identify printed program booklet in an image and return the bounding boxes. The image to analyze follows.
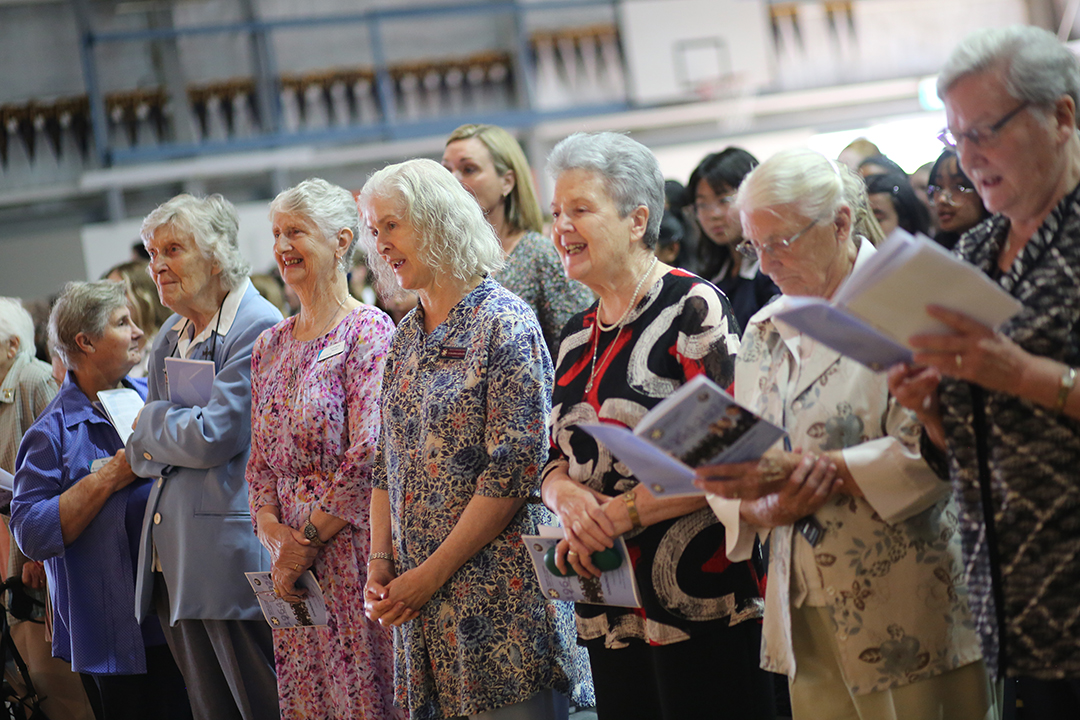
[95,388,145,445]
[579,374,786,497]
[772,232,1023,371]
[523,526,642,607]
[245,570,328,628]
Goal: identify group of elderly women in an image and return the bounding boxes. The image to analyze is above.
[8,21,1080,720]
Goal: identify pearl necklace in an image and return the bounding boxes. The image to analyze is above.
[585,255,657,393]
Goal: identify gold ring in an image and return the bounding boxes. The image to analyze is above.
[567,550,579,558]
[955,354,963,370]
[293,562,300,571]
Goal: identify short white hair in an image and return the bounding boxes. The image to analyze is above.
[141,194,250,290]
[938,25,1080,109]
[0,297,35,358]
[270,178,359,273]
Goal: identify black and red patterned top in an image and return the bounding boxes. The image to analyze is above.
[545,268,765,648]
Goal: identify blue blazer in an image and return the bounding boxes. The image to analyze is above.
[127,282,282,624]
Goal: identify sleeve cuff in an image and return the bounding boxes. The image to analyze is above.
[705,493,756,562]
[843,437,950,525]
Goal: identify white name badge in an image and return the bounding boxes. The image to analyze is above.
[90,457,110,473]
[317,341,347,362]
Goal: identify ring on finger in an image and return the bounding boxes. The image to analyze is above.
[955,354,963,370]
[293,562,300,571]
[567,550,579,558]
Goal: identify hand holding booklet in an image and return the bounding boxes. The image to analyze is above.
[772,233,1023,371]
[245,571,328,628]
[579,374,786,497]
[523,526,642,607]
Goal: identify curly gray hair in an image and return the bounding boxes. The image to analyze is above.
[141,194,250,290]
[0,298,36,359]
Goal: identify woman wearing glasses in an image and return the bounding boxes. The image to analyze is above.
[687,148,778,333]
[888,25,1080,715]
[925,149,989,250]
[700,148,993,720]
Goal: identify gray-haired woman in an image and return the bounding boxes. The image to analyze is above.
[699,148,993,720]
[541,132,774,720]
[126,194,282,720]
[11,281,191,720]
[248,178,399,719]
[361,159,588,720]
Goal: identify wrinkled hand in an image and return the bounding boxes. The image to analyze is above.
[365,564,430,627]
[547,476,618,578]
[21,561,45,590]
[98,450,138,493]
[910,305,1029,393]
[257,519,317,602]
[693,448,802,500]
[741,453,840,528]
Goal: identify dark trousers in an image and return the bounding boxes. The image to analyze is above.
[79,644,192,720]
[1017,676,1080,719]
[153,573,280,720]
[586,619,776,720]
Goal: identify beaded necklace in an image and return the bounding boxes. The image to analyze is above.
[585,255,657,393]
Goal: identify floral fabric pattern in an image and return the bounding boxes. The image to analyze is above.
[545,269,764,649]
[373,278,588,720]
[248,306,400,720]
[494,230,595,358]
[730,238,983,695]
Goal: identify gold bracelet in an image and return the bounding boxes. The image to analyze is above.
[368,552,394,564]
[1055,366,1076,413]
[622,491,642,530]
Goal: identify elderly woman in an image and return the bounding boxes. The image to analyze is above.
[688,147,779,332]
[11,282,191,720]
[698,148,992,720]
[125,194,282,720]
[442,123,594,356]
[926,149,990,250]
[887,25,1080,716]
[360,159,586,720]
[541,132,774,720]
[247,178,399,719]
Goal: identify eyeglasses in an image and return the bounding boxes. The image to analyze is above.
[938,101,1030,149]
[694,193,737,216]
[737,217,819,260]
[926,182,977,204]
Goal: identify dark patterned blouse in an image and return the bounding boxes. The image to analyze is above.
[924,181,1080,679]
[545,269,765,648]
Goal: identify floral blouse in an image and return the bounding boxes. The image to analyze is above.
[545,269,764,649]
[495,230,595,358]
[373,277,588,719]
[711,238,983,695]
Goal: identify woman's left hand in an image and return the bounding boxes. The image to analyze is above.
[693,448,803,500]
[910,305,1030,393]
[367,565,438,627]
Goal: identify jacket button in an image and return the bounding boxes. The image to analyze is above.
[143,452,153,461]
[154,513,162,525]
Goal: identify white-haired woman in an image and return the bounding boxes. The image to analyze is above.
[126,194,282,720]
[442,124,594,356]
[361,159,587,720]
[699,149,993,720]
[247,178,400,719]
[12,281,192,720]
[887,25,1080,715]
[541,132,775,720]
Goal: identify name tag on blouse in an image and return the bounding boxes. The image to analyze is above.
[317,341,346,362]
[439,346,467,360]
[90,457,109,474]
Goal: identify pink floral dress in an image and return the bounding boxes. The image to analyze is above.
[248,305,402,719]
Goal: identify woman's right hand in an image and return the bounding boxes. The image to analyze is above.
[739,453,840,528]
[543,470,617,576]
[365,561,416,626]
[98,450,137,493]
[256,515,318,599]
[693,448,804,500]
[886,363,946,450]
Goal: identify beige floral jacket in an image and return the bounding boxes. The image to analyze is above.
[709,239,983,695]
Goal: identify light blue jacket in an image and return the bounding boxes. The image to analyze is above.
[127,281,282,624]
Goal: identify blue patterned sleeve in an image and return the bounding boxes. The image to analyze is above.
[476,308,554,498]
[11,421,67,561]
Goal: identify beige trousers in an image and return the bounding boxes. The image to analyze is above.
[789,605,999,720]
[8,620,95,720]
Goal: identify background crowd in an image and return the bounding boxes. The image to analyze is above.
[1,21,1078,720]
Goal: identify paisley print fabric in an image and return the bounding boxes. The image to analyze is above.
[373,278,589,719]
[248,306,401,719]
[494,230,595,358]
[718,238,983,695]
[927,182,1080,679]
[545,269,764,648]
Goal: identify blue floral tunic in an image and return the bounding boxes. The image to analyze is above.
[373,277,589,719]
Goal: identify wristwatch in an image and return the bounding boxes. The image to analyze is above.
[303,516,327,548]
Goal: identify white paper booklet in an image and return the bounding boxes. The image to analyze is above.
[579,374,786,497]
[165,357,215,407]
[0,468,13,493]
[773,233,1023,371]
[523,526,642,608]
[96,388,145,445]
[245,571,329,628]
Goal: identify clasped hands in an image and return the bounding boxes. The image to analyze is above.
[363,563,439,628]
